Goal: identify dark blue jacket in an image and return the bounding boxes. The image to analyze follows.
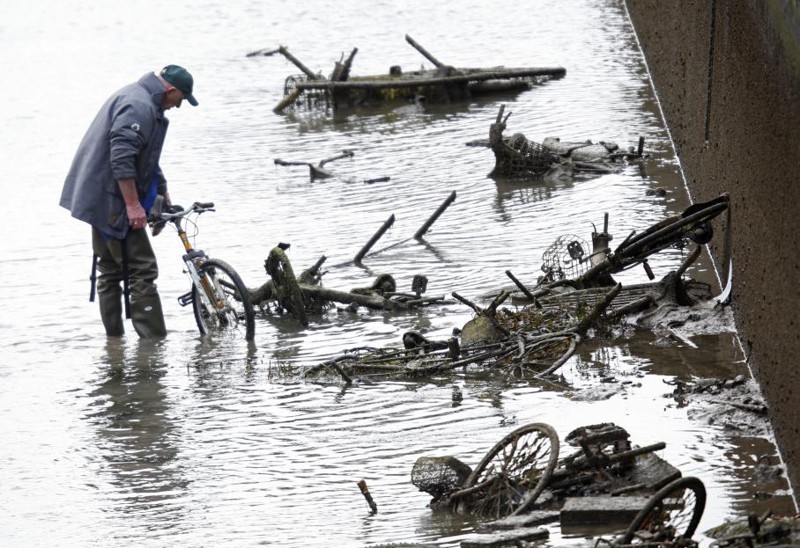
[60,72,170,239]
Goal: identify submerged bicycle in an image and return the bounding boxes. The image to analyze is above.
[150,201,255,340]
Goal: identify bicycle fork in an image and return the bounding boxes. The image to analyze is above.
[176,230,224,310]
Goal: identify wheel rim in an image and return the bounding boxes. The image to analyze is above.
[265,247,308,327]
[639,489,700,538]
[462,423,559,518]
[622,476,706,544]
[194,264,251,336]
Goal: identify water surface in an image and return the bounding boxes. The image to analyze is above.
[0,1,793,546]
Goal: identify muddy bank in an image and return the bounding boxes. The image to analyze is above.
[625,0,800,503]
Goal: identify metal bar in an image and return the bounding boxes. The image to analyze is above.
[354,214,395,265]
[414,191,456,238]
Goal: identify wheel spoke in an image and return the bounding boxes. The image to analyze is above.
[621,476,706,545]
[459,423,559,518]
[192,259,256,340]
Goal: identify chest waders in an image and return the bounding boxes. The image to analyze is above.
[89,240,132,320]
[88,172,165,337]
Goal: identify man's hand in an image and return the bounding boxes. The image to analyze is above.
[126,202,148,230]
[117,178,147,230]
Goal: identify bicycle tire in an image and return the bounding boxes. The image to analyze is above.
[265,246,308,327]
[192,258,256,340]
[620,475,707,545]
[620,201,728,261]
[459,422,559,518]
[530,333,579,377]
[624,195,728,249]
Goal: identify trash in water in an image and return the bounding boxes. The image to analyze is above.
[247,36,566,114]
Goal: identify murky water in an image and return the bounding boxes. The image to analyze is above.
[0,0,794,546]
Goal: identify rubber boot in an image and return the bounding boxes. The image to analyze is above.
[98,288,125,337]
[130,294,167,338]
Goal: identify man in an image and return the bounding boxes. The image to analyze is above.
[60,65,198,338]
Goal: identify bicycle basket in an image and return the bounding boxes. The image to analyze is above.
[283,73,327,110]
[540,234,591,281]
[496,133,553,176]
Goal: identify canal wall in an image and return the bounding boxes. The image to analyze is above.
[624,0,800,503]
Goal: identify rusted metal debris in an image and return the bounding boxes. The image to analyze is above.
[705,511,800,546]
[467,104,646,178]
[302,283,617,382]
[442,436,794,547]
[356,479,378,514]
[284,195,730,383]
[245,192,458,325]
[248,35,566,113]
[409,421,789,547]
[242,195,730,388]
[274,149,355,180]
[274,149,391,184]
[249,246,449,323]
[411,421,690,542]
[506,194,730,303]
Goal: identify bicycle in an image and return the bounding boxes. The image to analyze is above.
[445,422,560,519]
[151,201,256,340]
[576,194,729,287]
[617,476,707,546]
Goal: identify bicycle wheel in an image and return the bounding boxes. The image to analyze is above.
[192,258,256,340]
[265,246,308,327]
[620,199,728,262]
[620,476,707,545]
[458,422,559,518]
[526,333,579,376]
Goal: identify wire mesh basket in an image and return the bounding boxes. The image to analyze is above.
[495,133,554,176]
[282,74,329,110]
[539,234,591,282]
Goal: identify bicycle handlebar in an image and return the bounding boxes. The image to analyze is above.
[158,201,216,221]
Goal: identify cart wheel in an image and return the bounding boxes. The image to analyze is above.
[265,246,308,327]
[619,476,706,545]
[458,422,559,518]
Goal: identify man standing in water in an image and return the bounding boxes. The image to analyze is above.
[60,65,198,338]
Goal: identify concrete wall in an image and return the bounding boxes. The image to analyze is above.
[625,0,800,501]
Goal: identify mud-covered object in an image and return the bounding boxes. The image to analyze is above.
[541,137,619,162]
[411,456,473,502]
[670,376,772,438]
[351,273,397,296]
[705,514,800,545]
[492,132,555,177]
[460,315,504,346]
[472,105,643,179]
[631,282,734,337]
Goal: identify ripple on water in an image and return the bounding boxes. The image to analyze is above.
[0,0,791,546]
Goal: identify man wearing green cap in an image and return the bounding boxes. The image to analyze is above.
[60,64,198,338]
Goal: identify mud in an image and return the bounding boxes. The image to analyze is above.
[668,376,773,438]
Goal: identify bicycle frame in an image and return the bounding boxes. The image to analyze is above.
[164,203,221,309]
[151,201,256,340]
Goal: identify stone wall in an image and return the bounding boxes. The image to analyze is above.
[625,0,800,502]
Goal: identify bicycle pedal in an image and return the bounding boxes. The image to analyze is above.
[177,291,194,307]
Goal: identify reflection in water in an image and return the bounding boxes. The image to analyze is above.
[86,339,188,529]
[1,0,795,545]
[492,175,575,225]
[578,333,745,380]
[722,437,795,517]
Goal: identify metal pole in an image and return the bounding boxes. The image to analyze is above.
[354,214,395,264]
[414,191,456,239]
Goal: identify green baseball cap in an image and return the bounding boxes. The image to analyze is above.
[160,64,198,106]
